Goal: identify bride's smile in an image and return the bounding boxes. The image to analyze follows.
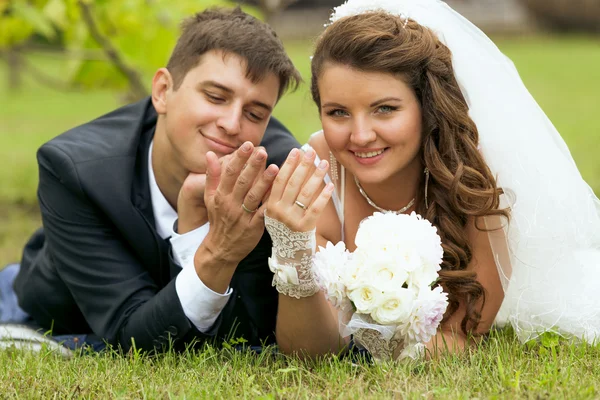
[351,147,388,165]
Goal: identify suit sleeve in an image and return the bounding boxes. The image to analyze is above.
[30,144,206,352]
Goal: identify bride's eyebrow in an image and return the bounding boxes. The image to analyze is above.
[322,97,403,109]
[321,102,347,109]
[370,97,403,107]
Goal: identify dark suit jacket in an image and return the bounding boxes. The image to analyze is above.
[14,98,300,352]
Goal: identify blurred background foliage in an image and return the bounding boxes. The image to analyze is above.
[1,0,598,100]
[0,0,258,99]
[0,0,598,266]
[522,0,600,32]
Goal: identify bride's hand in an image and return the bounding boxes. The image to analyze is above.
[266,147,334,232]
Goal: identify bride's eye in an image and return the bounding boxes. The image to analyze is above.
[376,105,398,114]
[326,109,349,117]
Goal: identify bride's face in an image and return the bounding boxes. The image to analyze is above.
[318,63,423,186]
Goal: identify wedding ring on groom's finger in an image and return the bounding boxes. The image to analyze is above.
[242,203,257,213]
[294,200,307,210]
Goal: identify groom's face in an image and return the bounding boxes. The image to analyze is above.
[155,50,280,174]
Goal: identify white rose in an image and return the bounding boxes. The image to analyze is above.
[407,261,441,289]
[348,283,382,314]
[354,212,443,276]
[396,248,422,272]
[342,257,368,291]
[371,262,409,293]
[371,288,416,325]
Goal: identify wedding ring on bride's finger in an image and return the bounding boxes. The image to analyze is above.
[242,203,257,213]
[294,200,307,210]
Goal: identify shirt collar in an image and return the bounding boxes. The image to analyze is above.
[148,141,177,239]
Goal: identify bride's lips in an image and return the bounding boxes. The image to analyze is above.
[202,134,238,155]
[351,148,389,165]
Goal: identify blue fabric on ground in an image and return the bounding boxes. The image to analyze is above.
[52,334,107,352]
[1,263,106,352]
[0,263,29,324]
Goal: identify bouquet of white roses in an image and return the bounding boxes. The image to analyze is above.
[313,212,449,361]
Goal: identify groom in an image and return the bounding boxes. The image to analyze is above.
[8,7,302,352]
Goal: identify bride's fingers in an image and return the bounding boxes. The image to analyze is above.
[294,159,329,210]
[303,183,335,226]
[269,148,301,203]
[281,148,317,205]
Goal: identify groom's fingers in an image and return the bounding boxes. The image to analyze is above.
[232,148,267,202]
[219,142,254,194]
[204,151,221,202]
[244,164,278,222]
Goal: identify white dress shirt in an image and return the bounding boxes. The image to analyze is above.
[148,142,232,332]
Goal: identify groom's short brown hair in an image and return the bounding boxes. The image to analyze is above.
[166,7,301,99]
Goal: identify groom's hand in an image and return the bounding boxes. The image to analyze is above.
[193,142,279,293]
[177,154,234,234]
[177,173,208,234]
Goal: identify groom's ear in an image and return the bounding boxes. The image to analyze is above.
[152,68,173,115]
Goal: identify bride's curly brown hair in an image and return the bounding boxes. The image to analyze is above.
[311,12,509,335]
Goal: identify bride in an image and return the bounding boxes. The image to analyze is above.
[265,0,600,358]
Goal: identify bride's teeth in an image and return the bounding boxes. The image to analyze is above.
[355,149,385,158]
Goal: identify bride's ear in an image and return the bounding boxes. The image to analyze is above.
[152,68,173,115]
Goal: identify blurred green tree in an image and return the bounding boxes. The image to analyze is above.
[0,0,257,100]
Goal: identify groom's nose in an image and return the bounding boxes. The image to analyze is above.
[217,105,243,136]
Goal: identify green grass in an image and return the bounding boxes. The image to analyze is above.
[1,35,599,398]
[1,329,600,398]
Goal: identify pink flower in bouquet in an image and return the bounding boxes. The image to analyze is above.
[400,286,448,343]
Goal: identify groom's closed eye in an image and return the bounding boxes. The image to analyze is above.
[244,109,267,123]
[204,91,226,103]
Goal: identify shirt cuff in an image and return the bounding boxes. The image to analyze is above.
[170,222,210,268]
[175,262,232,332]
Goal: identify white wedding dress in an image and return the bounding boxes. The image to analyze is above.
[306,0,600,346]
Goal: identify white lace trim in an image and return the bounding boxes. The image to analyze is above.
[353,328,406,361]
[265,213,320,299]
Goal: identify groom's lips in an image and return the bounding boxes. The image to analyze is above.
[203,133,238,155]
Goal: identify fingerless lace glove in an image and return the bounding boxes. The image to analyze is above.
[264,213,320,298]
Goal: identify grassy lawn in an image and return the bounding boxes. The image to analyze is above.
[1,328,600,398]
[1,35,599,398]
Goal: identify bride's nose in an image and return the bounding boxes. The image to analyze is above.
[350,116,376,146]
